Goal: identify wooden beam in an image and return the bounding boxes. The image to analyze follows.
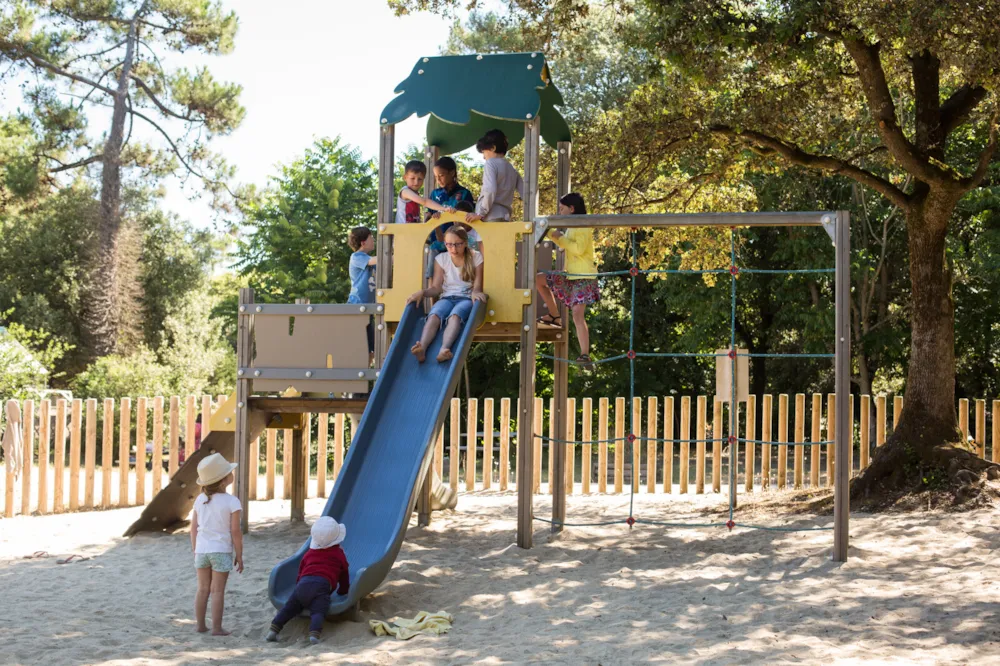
[833,211,851,562]
[551,139,571,533]
[247,398,368,414]
[234,287,254,533]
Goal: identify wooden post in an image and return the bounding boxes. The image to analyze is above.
[499,398,510,490]
[20,401,34,515]
[849,394,855,477]
[992,400,1000,464]
[565,397,576,495]
[810,393,821,487]
[317,414,328,497]
[434,424,444,478]
[449,398,460,491]
[582,397,592,495]
[3,403,12,517]
[832,210,851,562]
[282,428,292,500]
[550,137,571,529]
[533,397,543,493]
[466,398,478,492]
[860,395,871,470]
[712,398,722,493]
[85,399,97,508]
[266,428,277,500]
[118,397,131,507]
[184,395,196,461]
[334,413,345,481]
[54,399,66,513]
[234,287,255,533]
[302,413,312,499]
[975,399,986,458]
[375,123,394,367]
[598,397,609,494]
[135,397,147,506]
[69,399,82,511]
[876,394,886,447]
[827,393,837,486]
[151,397,163,496]
[663,397,674,494]
[38,400,50,514]
[547,398,556,495]
[793,394,804,489]
[101,398,113,509]
[249,435,259,501]
[614,397,625,493]
[201,395,213,439]
[290,426,305,522]
[777,394,788,489]
[647,397,657,494]
[745,395,756,492]
[893,395,904,430]
[680,396,691,494]
[761,395,772,489]
[695,396,706,494]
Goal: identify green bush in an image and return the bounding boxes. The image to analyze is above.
[71,347,172,400]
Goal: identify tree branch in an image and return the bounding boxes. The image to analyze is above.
[43,153,105,172]
[961,104,999,189]
[940,85,989,137]
[2,42,117,96]
[129,74,193,121]
[709,125,911,209]
[61,40,127,67]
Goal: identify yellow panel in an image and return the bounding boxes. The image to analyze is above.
[377,215,532,323]
[210,391,237,432]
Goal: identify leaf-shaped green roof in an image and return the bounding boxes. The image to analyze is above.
[380,53,572,155]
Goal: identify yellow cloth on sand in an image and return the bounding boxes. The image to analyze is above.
[369,610,453,640]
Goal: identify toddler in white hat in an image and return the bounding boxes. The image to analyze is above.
[266,516,350,644]
[190,452,243,636]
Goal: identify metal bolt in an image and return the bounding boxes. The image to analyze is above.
[237,401,244,409]
[418,69,424,75]
[840,337,845,342]
[377,324,384,331]
[556,333,562,339]
[210,449,216,454]
[524,325,531,331]
[152,516,158,522]
[524,223,532,230]
[237,369,244,376]
[535,243,541,249]
[527,64,533,70]
[422,57,429,63]
[255,306,262,313]
[180,483,186,489]
[424,247,429,254]
[531,52,538,58]
[476,54,483,60]
[358,371,365,378]
[359,306,366,313]
[224,418,231,424]
[377,290,384,297]
[307,305,314,313]
[376,305,384,312]
[523,290,531,297]
[526,113,533,119]
[540,219,547,226]
[489,309,495,316]
[305,371,313,378]
[375,371,380,378]
[254,370,261,377]
[559,148,565,154]
[491,321,497,326]
[239,305,246,312]
[379,225,386,232]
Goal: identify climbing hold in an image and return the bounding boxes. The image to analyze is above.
[629,266,639,277]
[729,265,739,275]
[626,516,636,527]
[627,350,636,360]
[728,349,736,359]
[726,520,736,531]
[627,433,636,443]
[728,435,737,445]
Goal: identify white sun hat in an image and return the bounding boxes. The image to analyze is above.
[310,516,347,549]
[196,452,238,486]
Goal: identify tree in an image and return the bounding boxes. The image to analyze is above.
[1,0,245,359]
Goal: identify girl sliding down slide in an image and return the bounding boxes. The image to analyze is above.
[407,227,487,363]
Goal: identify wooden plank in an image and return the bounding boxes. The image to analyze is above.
[582,397,592,495]
[680,396,691,494]
[993,400,1000,464]
[761,395,772,490]
[632,397,642,493]
[102,399,113,509]
[647,397,658,493]
[695,396,706,494]
[712,399,722,493]
[598,397,609,494]
[3,403,12,517]
[745,395,756,492]
[547,397,556,495]
[663,397,674,494]
[266,428,277,500]
[827,394,836,487]
[893,395,904,430]
[84,399,97,508]
[317,413,328,497]
[434,424,444,478]
[793,394,804,489]
[499,398,511,490]
[565,397,576,495]
[975,399,986,458]
[248,397,367,414]
[958,397,968,441]
[169,396,180,477]
[38,400,50,515]
[20,401,34,515]
[282,428,292,500]
[777,395,788,489]
[333,413,345,481]
[118,397,131,507]
[185,395,196,461]
[449,398,460,491]
[466,398,478,492]
[250,434,260,501]
[201,395,213,439]
[860,395,871,470]
[53,399,66,513]
[810,393,822,487]
[135,397,147,506]
[849,394,856,477]
[533,397,543,493]
[291,427,305,521]
[69,399,82,511]
[876,394,886,447]
[614,397,625,494]
[151,397,163,496]
[303,413,312,498]
[483,398,494,490]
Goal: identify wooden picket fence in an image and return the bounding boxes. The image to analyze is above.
[2,393,998,518]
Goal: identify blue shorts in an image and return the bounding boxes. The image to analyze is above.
[429,296,474,324]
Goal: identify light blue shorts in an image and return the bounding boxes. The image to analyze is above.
[194,552,233,573]
[429,296,474,324]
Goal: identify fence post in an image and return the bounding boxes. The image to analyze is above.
[582,397,592,495]
[827,394,837,486]
[547,398,555,495]
[647,397,658,494]
[38,400,50,514]
[333,413,345,481]
[533,397,543,494]
[860,395,871,471]
[975,399,986,458]
[118,397,131,507]
[761,395,772,490]
[69,399,82,511]
[483,398,494,490]
[54,398,66,513]
[102,398,113,509]
[777,394,788,489]
[993,400,1000,464]
[450,398,460,492]
[598,397,609,494]
[85,399,97,508]
[663,397,674,494]
[893,395,904,430]
[876,394,886,447]
[152,397,163,495]
[136,397,147,506]
[266,428,277,500]
[745,395,756,492]
[565,397,575,495]
[499,398,511,490]
[680,396,691,494]
[712,398,722,494]
[632,397,643,493]
[793,394,804,489]
[695,396,706,494]
[810,393,821,487]
[317,414,328,498]
[467,398,478,492]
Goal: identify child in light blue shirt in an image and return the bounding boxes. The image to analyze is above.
[347,227,376,363]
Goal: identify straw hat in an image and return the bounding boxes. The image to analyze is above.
[196,453,238,486]
[310,516,347,549]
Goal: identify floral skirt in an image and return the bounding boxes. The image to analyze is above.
[546,274,600,307]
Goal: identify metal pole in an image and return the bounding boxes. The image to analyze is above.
[833,210,851,562]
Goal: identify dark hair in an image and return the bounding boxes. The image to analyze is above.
[404,160,427,176]
[434,156,458,173]
[348,226,373,251]
[475,129,509,155]
[559,192,587,215]
[454,200,475,213]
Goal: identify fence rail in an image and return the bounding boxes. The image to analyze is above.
[2,393,998,518]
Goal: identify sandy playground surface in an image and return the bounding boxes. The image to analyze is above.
[1,490,999,665]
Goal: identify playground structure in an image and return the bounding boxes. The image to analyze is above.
[124,52,852,618]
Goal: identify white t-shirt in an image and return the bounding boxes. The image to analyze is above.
[436,250,484,299]
[193,492,242,553]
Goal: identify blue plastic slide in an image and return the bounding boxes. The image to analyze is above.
[267,300,486,616]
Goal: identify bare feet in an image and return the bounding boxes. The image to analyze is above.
[411,341,426,363]
[212,628,232,636]
[436,348,453,363]
[196,625,209,633]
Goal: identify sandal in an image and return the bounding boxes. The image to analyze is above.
[576,354,594,371]
[537,313,563,327]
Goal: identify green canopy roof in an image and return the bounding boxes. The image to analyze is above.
[380,53,572,155]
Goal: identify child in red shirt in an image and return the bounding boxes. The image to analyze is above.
[266,517,350,644]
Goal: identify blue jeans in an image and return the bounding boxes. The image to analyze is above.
[429,296,474,325]
[270,576,331,636]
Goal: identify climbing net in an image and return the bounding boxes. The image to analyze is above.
[535,225,837,534]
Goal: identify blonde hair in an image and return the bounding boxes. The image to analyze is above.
[444,227,476,283]
[203,475,230,504]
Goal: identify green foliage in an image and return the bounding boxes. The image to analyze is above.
[71,347,173,401]
[235,138,377,303]
[0,312,73,401]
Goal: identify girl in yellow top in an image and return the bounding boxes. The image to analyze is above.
[535,193,600,367]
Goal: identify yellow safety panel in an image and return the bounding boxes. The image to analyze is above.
[377,215,532,323]
[210,392,237,432]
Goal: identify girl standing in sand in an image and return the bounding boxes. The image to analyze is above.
[406,226,486,363]
[190,453,244,635]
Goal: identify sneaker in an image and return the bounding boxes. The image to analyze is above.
[265,630,279,642]
[309,635,321,645]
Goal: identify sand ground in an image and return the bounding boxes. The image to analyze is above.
[1,491,999,665]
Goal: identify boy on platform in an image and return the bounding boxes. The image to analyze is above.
[397,160,454,224]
